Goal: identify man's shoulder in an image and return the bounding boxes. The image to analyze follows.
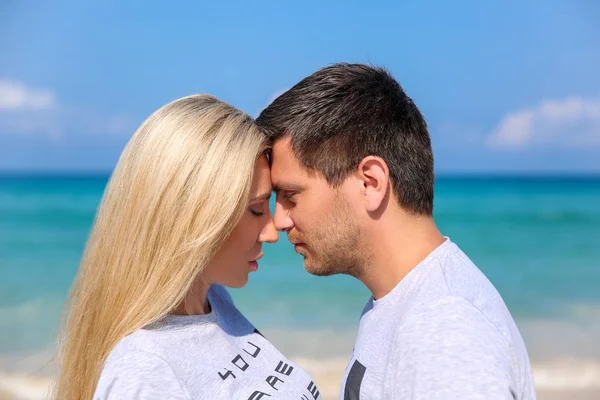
[386,239,497,308]
[381,296,532,400]
[396,295,514,353]
[435,243,498,294]
[420,241,514,326]
[371,296,512,379]
[404,295,503,327]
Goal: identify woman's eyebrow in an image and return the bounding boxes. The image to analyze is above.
[250,193,272,202]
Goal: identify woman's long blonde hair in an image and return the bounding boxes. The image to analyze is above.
[52,94,267,400]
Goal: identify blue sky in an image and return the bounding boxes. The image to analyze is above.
[1,0,599,173]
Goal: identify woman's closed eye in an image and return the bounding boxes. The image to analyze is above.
[249,204,265,216]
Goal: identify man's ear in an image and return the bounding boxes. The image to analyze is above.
[357,156,389,212]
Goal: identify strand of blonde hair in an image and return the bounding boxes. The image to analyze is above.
[51,95,266,399]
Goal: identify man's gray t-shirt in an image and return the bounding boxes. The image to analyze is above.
[340,238,536,400]
[94,285,323,400]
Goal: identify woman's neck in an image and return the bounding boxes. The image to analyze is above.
[172,279,211,315]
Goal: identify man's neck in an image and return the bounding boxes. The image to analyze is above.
[358,212,445,300]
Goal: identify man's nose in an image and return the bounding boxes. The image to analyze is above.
[273,201,294,232]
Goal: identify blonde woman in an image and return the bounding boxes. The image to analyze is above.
[53,95,323,400]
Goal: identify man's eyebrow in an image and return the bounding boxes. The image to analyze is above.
[271,183,304,193]
[250,193,272,202]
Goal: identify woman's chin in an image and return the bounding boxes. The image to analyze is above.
[221,275,249,289]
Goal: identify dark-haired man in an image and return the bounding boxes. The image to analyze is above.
[257,63,535,399]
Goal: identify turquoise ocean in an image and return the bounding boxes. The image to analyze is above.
[1,175,599,387]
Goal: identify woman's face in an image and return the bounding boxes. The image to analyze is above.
[203,155,278,288]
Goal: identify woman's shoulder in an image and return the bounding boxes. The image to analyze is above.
[100,328,204,386]
[97,343,190,399]
[103,329,172,368]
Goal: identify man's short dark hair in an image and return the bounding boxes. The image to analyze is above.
[257,63,434,215]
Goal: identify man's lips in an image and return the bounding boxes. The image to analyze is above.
[293,243,306,251]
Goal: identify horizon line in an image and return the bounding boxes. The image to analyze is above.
[1,170,599,180]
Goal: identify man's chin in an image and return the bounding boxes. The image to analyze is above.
[303,260,340,277]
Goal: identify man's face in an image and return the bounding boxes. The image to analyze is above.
[270,137,365,276]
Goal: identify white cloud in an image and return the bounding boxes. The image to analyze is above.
[487,97,600,150]
[0,79,136,138]
[0,80,56,110]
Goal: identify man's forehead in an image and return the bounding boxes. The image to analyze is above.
[271,137,295,163]
[271,138,302,172]
[270,165,305,192]
[270,138,311,191]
